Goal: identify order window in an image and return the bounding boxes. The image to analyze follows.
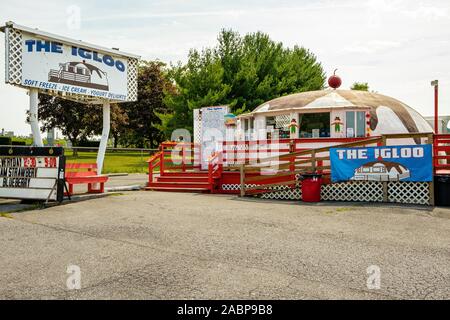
[346,111,366,137]
[298,113,331,138]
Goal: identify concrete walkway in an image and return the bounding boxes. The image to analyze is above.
[0,191,449,299]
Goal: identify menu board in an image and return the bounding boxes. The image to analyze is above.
[0,147,65,202]
[200,106,229,170]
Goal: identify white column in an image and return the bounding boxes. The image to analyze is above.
[254,115,266,140]
[96,102,110,175]
[29,89,43,147]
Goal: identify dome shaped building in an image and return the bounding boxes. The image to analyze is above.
[237,89,433,142]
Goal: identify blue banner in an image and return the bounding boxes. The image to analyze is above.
[330,144,433,182]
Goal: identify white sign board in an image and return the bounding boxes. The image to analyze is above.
[201,106,229,170]
[0,147,65,202]
[2,22,140,103]
[21,34,128,101]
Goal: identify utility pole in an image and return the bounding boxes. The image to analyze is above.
[431,80,439,134]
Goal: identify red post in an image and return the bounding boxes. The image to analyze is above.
[208,158,213,191]
[149,162,153,184]
[182,145,186,173]
[160,146,165,176]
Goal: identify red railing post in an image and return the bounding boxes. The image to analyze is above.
[208,159,213,188]
[219,151,223,176]
[182,144,186,173]
[149,162,153,184]
[160,144,165,175]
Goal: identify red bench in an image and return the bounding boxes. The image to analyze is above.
[65,163,109,195]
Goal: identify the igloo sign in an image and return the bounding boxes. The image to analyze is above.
[4,22,138,102]
[1,21,140,174]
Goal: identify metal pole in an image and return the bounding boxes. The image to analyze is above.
[29,89,43,147]
[96,102,110,174]
[240,164,245,197]
[432,80,439,134]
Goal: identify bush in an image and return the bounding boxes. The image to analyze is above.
[12,140,27,146]
[0,137,12,145]
[78,140,100,148]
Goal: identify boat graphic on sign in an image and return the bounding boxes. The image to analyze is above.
[48,61,109,91]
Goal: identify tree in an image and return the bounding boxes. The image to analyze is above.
[110,104,129,148]
[87,103,129,148]
[351,82,369,91]
[37,94,101,155]
[160,29,326,136]
[122,60,175,148]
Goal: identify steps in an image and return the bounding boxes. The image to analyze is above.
[146,172,218,193]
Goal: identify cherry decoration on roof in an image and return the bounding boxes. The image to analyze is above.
[328,69,342,89]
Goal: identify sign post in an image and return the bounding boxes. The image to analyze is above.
[1,21,140,176]
[29,88,44,147]
[96,102,110,175]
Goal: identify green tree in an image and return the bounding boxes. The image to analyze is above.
[123,60,175,148]
[37,94,101,155]
[351,82,369,91]
[160,29,326,136]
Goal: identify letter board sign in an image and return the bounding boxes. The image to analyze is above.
[0,147,65,202]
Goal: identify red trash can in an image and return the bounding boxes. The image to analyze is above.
[300,173,323,202]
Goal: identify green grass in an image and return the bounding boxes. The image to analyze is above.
[66,150,152,174]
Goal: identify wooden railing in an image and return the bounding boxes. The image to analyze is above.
[434,134,450,174]
[147,151,162,184]
[208,151,223,193]
[147,141,201,184]
[223,137,370,168]
[239,133,435,197]
[160,141,201,172]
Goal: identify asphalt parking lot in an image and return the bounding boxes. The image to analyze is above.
[0,191,449,299]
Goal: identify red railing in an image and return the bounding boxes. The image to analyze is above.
[208,151,223,193]
[147,142,201,184]
[434,134,450,174]
[147,151,162,184]
[221,137,374,167]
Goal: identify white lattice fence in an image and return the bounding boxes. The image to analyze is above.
[5,27,23,85]
[388,182,430,205]
[222,181,431,205]
[275,114,291,129]
[321,182,384,202]
[127,58,139,101]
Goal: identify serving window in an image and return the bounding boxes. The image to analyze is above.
[298,113,331,138]
[346,111,366,137]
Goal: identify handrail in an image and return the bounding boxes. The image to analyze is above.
[208,151,223,193]
[433,134,450,174]
[147,151,162,184]
[159,141,201,173]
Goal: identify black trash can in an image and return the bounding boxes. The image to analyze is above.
[435,175,450,206]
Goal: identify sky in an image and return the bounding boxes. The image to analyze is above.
[1,0,450,136]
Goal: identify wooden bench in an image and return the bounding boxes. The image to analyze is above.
[65,163,109,195]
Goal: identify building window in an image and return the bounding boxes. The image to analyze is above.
[346,111,366,137]
[298,113,331,138]
[243,118,254,140]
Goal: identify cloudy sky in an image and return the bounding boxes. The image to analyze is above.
[1,0,449,135]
